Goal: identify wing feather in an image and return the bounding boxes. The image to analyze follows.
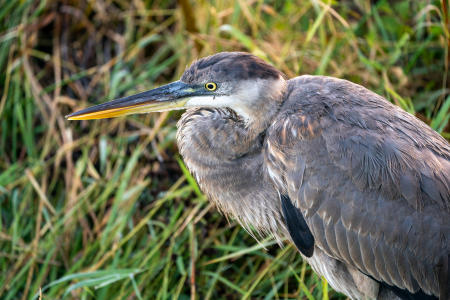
[280,194,315,257]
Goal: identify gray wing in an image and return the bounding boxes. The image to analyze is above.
[265,76,450,297]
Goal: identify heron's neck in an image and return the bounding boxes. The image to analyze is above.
[228,77,287,136]
[176,108,285,239]
[177,108,263,165]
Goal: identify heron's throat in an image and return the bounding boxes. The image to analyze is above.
[176,108,284,237]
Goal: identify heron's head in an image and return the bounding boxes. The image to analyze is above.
[67,52,287,123]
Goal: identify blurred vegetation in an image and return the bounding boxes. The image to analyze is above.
[0,0,448,299]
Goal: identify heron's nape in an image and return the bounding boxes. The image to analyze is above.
[66,81,207,120]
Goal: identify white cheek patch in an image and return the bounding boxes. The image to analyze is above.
[186,96,252,121]
[186,96,228,107]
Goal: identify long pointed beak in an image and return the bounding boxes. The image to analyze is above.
[66,81,197,120]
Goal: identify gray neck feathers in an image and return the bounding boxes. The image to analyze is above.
[176,82,287,240]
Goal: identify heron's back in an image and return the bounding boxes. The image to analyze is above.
[266,75,449,298]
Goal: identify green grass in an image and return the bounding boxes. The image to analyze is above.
[0,0,448,299]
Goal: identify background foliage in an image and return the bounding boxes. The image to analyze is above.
[0,0,449,299]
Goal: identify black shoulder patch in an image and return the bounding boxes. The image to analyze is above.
[280,194,314,257]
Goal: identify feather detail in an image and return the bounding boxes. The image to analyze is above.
[280,194,314,257]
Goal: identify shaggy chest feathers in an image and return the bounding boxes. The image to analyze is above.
[176,108,286,241]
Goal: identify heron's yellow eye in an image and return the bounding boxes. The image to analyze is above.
[205,82,217,91]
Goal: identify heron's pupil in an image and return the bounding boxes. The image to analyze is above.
[206,82,216,91]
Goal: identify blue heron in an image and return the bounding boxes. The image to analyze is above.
[67,52,449,300]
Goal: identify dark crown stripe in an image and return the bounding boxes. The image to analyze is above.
[181,52,285,83]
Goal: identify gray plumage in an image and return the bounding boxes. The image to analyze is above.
[176,53,449,299]
[68,52,450,300]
